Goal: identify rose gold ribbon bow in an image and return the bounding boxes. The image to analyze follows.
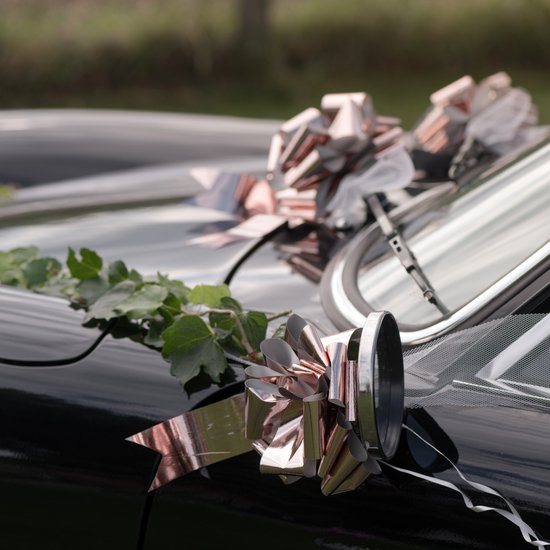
[126,314,549,547]
[270,93,404,193]
[244,314,381,495]
[127,313,385,495]
[187,93,411,250]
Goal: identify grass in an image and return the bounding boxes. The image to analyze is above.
[3,68,548,130]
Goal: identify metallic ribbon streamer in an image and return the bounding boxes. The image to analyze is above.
[127,393,252,491]
[327,341,347,407]
[127,399,548,545]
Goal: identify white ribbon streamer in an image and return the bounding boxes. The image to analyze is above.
[382,425,549,548]
[325,146,414,228]
[465,88,536,155]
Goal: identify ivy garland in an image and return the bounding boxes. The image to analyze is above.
[0,246,288,389]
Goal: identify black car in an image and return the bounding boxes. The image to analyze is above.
[1,110,550,549]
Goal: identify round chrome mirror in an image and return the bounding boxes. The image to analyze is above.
[349,311,404,460]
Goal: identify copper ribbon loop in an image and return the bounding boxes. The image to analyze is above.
[268,94,412,228]
[128,312,404,495]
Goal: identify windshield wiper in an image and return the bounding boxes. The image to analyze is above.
[366,195,450,315]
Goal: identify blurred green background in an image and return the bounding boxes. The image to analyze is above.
[1,0,549,126]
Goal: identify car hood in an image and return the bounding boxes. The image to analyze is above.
[0,203,256,286]
[0,285,108,364]
[0,197,335,335]
[0,155,268,221]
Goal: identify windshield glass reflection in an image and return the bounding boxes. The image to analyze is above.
[358,141,550,325]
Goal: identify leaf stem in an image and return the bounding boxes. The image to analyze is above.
[228,311,255,357]
[194,307,256,357]
[267,309,292,322]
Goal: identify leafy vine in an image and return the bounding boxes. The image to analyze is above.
[0,246,288,388]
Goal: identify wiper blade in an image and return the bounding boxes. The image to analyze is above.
[367,195,449,315]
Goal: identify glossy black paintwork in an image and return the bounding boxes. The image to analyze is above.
[0,289,245,549]
[0,286,106,363]
[229,235,337,335]
[143,401,550,550]
[0,204,275,289]
[1,287,549,549]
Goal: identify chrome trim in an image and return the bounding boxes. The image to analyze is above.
[328,240,550,346]
[354,312,403,459]
[0,156,268,222]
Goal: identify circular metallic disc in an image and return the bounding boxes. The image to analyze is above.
[352,311,404,460]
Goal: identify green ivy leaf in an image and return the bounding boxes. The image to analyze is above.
[161,293,182,318]
[115,284,168,320]
[157,272,190,302]
[0,251,15,269]
[36,274,77,299]
[108,260,129,285]
[162,315,227,387]
[209,310,235,341]
[0,251,22,285]
[128,269,143,285]
[83,280,136,322]
[0,267,23,286]
[220,296,243,313]
[241,311,268,350]
[189,284,230,307]
[144,317,172,348]
[10,246,39,265]
[76,276,110,306]
[0,184,15,204]
[22,257,62,288]
[67,248,103,280]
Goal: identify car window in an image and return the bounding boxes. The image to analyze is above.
[357,140,550,326]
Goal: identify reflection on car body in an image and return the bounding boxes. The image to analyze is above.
[0,109,278,186]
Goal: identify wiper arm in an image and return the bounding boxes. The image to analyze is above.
[366,195,449,315]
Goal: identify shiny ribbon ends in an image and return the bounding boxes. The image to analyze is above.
[128,312,405,496]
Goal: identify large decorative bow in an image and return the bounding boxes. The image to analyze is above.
[187,92,414,249]
[245,314,381,495]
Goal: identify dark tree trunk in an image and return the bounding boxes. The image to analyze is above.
[237,0,271,61]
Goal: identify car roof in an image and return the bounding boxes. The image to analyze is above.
[0,109,279,186]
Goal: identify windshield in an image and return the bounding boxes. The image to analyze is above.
[357,140,550,326]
